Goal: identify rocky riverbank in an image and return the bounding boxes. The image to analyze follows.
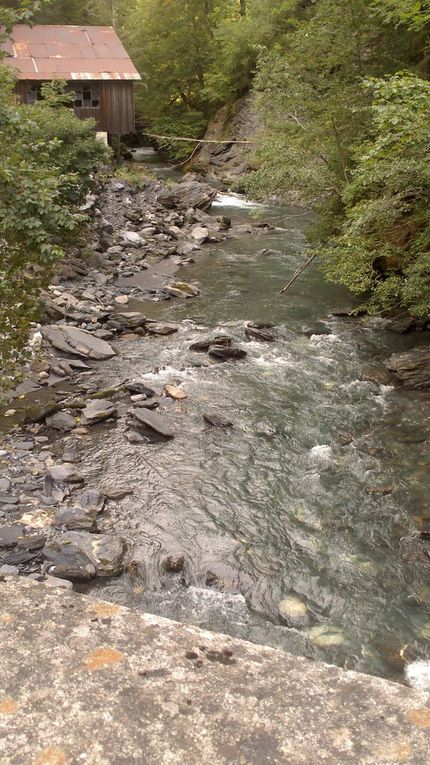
[0,171,278,590]
[1,167,430,683]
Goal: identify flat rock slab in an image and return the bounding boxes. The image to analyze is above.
[42,326,115,361]
[131,408,175,439]
[1,580,430,765]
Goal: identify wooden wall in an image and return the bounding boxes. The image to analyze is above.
[99,81,135,135]
[14,80,135,135]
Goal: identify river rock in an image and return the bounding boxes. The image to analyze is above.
[278,596,310,628]
[191,226,209,245]
[203,412,233,428]
[48,464,85,483]
[146,322,179,336]
[17,534,46,551]
[385,348,430,390]
[79,489,105,514]
[55,531,126,577]
[0,495,19,505]
[45,411,76,431]
[164,385,187,400]
[165,281,200,298]
[360,366,393,386]
[131,409,175,439]
[54,507,97,531]
[0,479,11,494]
[158,180,217,212]
[43,540,96,581]
[208,344,247,361]
[101,486,133,500]
[81,399,117,424]
[189,335,232,352]
[126,382,156,397]
[121,231,142,246]
[0,525,25,549]
[42,325,115,360]
[24,400,60,424]
[114,295,129,305]
[107,311,147,330]
[245,325,276,342]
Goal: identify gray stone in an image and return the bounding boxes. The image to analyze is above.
[245,325,276,342]
[209,344,247,361]
[17,534,46,551]
[48,464,85,483]
[126,382,155,397]
[385,348,430,390]
[45,411,76,431]
[42,325,116,360]
[2,578,430,765]
[0,496,19,505]
[81,399,117,424]
[0,525,25,549]
[56,531,126,577]
[131,409,175,439]
[0,479,11,494]
[79,489,105,514]
[107,312,146,330]
[0,564,19,575]
[24,400,60,424]
[146,322,179,336]
[54,507,97,531]
[43,541,96,581]
[166,281,200,298]
[121,231,142,246]
[189,335,232,352]
[101,486,133,500]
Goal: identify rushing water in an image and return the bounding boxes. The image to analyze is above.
[62,161,430,680]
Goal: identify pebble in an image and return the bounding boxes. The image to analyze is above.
[0,479,11,494]
[115,295,129,304]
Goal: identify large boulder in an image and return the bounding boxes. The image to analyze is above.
[158,180,217,212]
[42,326,115,361]
[385,348,430,390]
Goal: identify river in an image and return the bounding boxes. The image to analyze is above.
[68,150,430,682]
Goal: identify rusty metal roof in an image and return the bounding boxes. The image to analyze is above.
[2,25,141,81]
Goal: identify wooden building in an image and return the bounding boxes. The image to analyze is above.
[3,25,141,136]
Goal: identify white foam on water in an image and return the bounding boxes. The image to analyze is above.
[309,444,333,466]
[405,660,430,691]
[212,192,264,209]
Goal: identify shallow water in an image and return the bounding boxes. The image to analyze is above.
[67,176,430,682]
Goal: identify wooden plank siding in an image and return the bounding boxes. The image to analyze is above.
[99,81,135,134]
[13,80,135,135]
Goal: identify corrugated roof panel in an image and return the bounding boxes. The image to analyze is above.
[2,25,141,81]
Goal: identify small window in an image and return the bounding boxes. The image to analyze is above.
[27,84,41,104]
[71,85,100,109]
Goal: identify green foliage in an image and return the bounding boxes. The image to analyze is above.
[0,32,110,381]
[324,73,430,316]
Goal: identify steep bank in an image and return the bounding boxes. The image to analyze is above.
[192,95,258,186]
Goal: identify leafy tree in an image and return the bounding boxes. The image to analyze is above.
[324,73,430,315]
[0,4,110,383]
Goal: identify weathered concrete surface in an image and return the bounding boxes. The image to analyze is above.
[1,580,430,765]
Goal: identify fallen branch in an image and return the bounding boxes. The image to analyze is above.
[280,254,318,295]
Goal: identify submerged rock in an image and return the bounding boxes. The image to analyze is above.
[245,325,276,342]
[278,596,309,629]
[203,412,233,428]
[385,348,430,390]
[42,325,116,360]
